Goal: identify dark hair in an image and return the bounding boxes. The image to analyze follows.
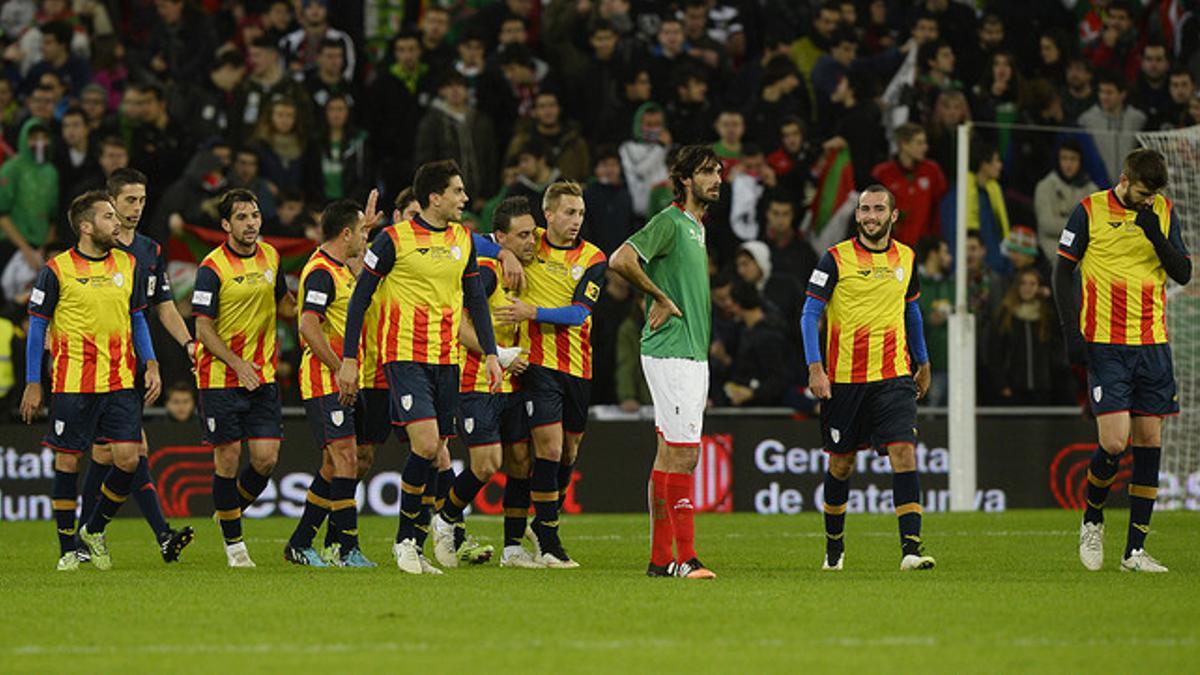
[710,270,734,289]
[670,144,720,201]
[969,139,999,172]
[167,380,195,397]
[492,196,532,233]
[212,48,244,71]
[1107,0,1133,17]
[829,26,857,48]
[412,160,462,208]
[895,122,925,145]
[394,186,416,210]
[100,135,127,152]
[1169,65,1194,81]
[518,137,549,161]
[250,35,280,51]
[980,13,1003,30]
[318,37,345,55]
[129,81,165,102]
[436,68,467,89]
[916,235,947,264]
[320,199,360,241]
[766,191,797,209]
[762,55,799,89]
[1124,148,1168,192]
[1095,69,1127,93]
[458,25,489,47]
[218,188,259,221]
[1058,137,1084,158]
[60,105,85,123]
[41,20,73,47]
[730,280,762,310]
[592,144,619,165]
[498,44,534,67]
[68,190,112,235]
[918,39,950,72]
[779,114,806,135]
[278,187,304,204]
[106,167,147,198]
[859,183,896,211]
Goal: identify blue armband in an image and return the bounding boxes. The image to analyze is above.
[535,304,590,327]
[26,314,48,384]
[800,296,826,366]
[905,300,929,365]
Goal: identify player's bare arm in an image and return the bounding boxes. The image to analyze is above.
[610,243,682,329]
[154,301,196,364]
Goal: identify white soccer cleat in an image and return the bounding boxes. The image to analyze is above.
[1120,549,1168,573]
[536,550,580,569]
[225,542,256,568]
[393,539,422,575]
[418,554,444,575]
[900,553,936,571]
[431,514,458,568]
[822,552,844,571]
[56,551,80,572]
[1079,521,1105,571]
[524,524,541,556]
[500,545,545,569]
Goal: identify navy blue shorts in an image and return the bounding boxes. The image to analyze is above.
[458,392,530,447]
[44,390,143,454]
[1086,343,1179,417]
[303,393,357,448]
[355,387,392,447]
[522,365,590,434]
[198,384,283,446]
[820,377,918,454]
[385,362,459,437]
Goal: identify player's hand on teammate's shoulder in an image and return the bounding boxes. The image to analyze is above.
[495,295,535,323]
[497,249,526,291]
[647,295,682,330]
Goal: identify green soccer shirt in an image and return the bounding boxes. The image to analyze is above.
[625,203,711,362]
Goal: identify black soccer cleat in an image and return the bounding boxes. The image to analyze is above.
[675,557,716,579]
[160,526,195,563]
[646,561,677,577]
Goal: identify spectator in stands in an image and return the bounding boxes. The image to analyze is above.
[971,51,1024,135]
[719,280,796,407]
[1164,68,1197,129]
[262,188,306,237]
[712,108,745,177]
[419,6,454,74]
[916,235,953,406]
[485,44,547,149]
[506,90,589,183]
[369,30,432,202]
[234,35,313,145]
[0,77,17,132]
[913,39,961,124]
[452,26,491,106]
[582,147,635,256]
[414,70,497,209]
[1062,56,1096,124]
[762,193,818,289]
[0,119,57,271]
[1136,41,1173,130]
[21,20,89,97]
[174,49,244,145]
[826,73,887,190]
[52,107,95,219]
[619,102,669,219]
[749,55,808,151]
[725,145,775,243]
[10,84,59,148]
[648,16,694,104]
[989,267,1064,405]
[941,139,1011,275]
[144,0,216,85]
[957,13,1006,87]
[507,139,559,229]
[78,83,110,133]
[615,292,650,412]
[681,0,729,86]
[811,28,858,128]
[789,0,841,118]
[735,240,802,333]
[250,95,307,195]
[149,147,226,237]
[303,38,357,110]
[1033,29,1069,86]
[259,0,295,41]
[1001,224,1048,285]
[1084,0,1141,83]
[88,34,126,110]
[871,122,948,247]
[225,146,276,223]
[1078,71,1146,185]
[164,381,197,423]
[304,92,370,205]
[912,0,977,60]
[666,66,716,146]
[129,82,191,199]
[67,134,126,198]
[767,116,816,201]
[1033,139,1096,259]
[281,0,355,79]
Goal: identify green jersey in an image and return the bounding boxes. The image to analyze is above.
[625,204,710,361]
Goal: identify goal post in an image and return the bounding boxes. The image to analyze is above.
[949,122,976,512]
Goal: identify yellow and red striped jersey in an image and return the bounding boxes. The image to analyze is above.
[298,248,355,400]
[517,230,607,379]
[29,248,144,393]
[358,290,388,389]
[361,218,476,366]
[807,238,919,384]
[192,242,285,389]
[461,257,518,393]
[1058,190,1176,345]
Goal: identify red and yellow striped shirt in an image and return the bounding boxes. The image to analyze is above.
[358,290,388,389]
[461,258,518,393]
[298,249,355,400]
[518,231,607,379]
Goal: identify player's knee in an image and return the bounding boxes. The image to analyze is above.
[1099,432,1128,455]
[91,445,113,464]
[504,453,531,478]
[55,452,81,473]
[888,444,917,472]
[250,454,277,475]
[827,455,854,480]
[113,451,139,473]
[474,452,502,479]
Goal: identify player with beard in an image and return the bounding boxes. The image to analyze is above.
[801,185,935,572]
[610,145,722,579]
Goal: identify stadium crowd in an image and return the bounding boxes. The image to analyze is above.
[1,0,1198,415]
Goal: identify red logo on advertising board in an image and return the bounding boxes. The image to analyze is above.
[149,446,214,518]
[693,434,733,512]
[1048,443,1133,509]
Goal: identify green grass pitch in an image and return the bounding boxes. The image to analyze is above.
[2,510,1197,673]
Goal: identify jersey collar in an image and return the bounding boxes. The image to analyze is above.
[223,240,259,259]
[673,202,702,226]
[853,235,894,255]
[413,214,448,232]
[71,246,111,262]
[317,247,346,267]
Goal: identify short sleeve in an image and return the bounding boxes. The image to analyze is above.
[151,243,173,305]
[571,259,608,310]
[805,250,839,302]
[192,264,221,318]
[28,266,60,319]
[479,264,498,296]
[1056,203,1090,262]
[625,214,676,262]
[274,262,287,301]
[905,263,921,301]
[361,229,397,277]
[301,268,336,318]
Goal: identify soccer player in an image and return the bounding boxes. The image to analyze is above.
[77,168,195,565]
[492,181,607,569]
[1053,148,1191,573]
[611,144,721,579]
[192,188,296,568]
[21,191,161,571]
[284,196,374,567]
[432,196,538,568]
[338,159,502,575]
[801,184,935,572]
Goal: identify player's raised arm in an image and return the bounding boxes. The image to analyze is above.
[1136,205,1192,285]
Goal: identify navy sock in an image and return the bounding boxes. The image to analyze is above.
[396,453,432,543]
[893,470,923,554]
[822,472,849,558]
[556,461,575,512]
[1084,448,1121,525]
[442,470,486,523]
[531,458,561,550]
[415,463,438,549]
[435,468,455,513]
[237,465,271,510]
[1125,446,1161,556]
[328,478,359,553]
[79,460,108,526]
[289,474,331,549]
[86,466,134,534]
[131,456,170,538]
[212,475,242,545]
[503,477,530,547]
[52,469,78,556]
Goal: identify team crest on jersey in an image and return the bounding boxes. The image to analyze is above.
[570,265,584,280]
[112,272,125,287]
[895,267,905,282]
[331,410,344,427]
[207,417,216,432]
[54,420,65,435]
[264,269,274,283]
[463,417,474,434]
[1093,386,1103,403]
[401,394,413,411]
[451,246,463,260]
[830,428,840,444]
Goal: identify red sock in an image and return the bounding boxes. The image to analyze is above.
[666,472,696,563]
[649,470,674,566]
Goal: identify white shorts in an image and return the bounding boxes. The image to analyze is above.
[641,356,708,446]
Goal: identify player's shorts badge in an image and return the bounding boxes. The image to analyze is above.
[1093,386,1103,403]
[526,400,534,417]
[463,417,474,434]
[207,417,216,432]
[830,428,840,444]
[54,420,64,435]
[401,394,413,411]
[331,410,344,426]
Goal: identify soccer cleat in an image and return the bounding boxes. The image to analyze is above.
[225,542,256,568]
[524,524,541,556]
[418,554,444,575]
[675,558,716,579]
[56,551,80,572]
[75,546,90,564]
[340,548,377,568]
[501,545,545,569]
[537,546,580,569]
[432,514,458,568]
[283,545,329,567]
[320,542,342,566]
[646,561,676,577]
[1120,549,1168,573]
[823,551,844,571]
[393,538,422,574]
[1078,521,1104,571]
[900,553,936,570]
[159,526,195,563]
[78,525,112,571]
[457,537,494,565]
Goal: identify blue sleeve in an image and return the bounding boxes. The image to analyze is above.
[152,243,173,305]
[805,251,839,302]
[905,300,929,365]
[1057,203,1090,262]
[343,232,396,358]
[473,232,501,259]
[191,265,221,318]
[535,304,592,326]
[800,295,826,366]
[534,261,607,326]
[25,314,48,384]
[132,309,157,362]
[463,242,497,355]
[27,266,59,319]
